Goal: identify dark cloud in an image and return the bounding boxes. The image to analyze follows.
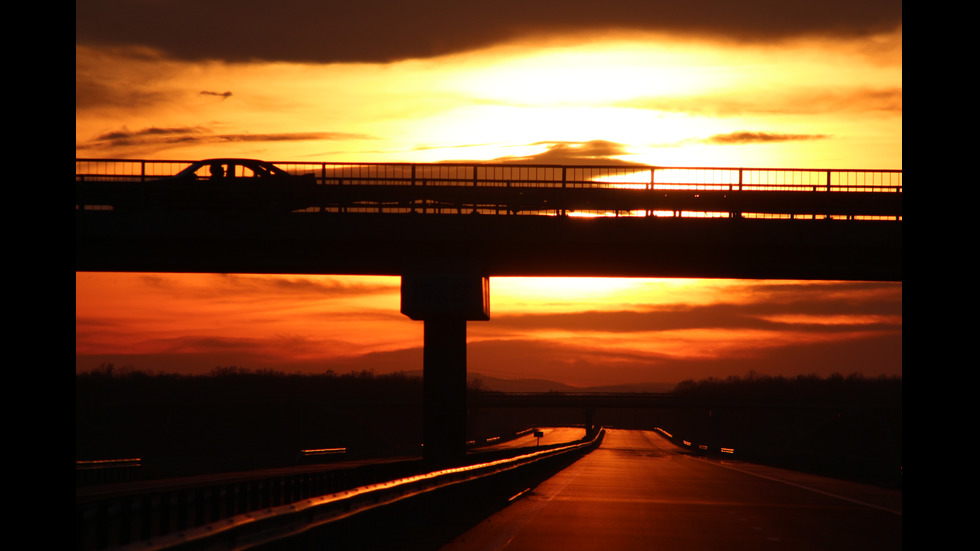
[745,280,903,317]
[483,280,901,334]
[76,1,902,64]
[485,302,899,335]
[76,126,374,153]
[486,140,645,165]
[461,135,836,165]
[487,306,899,335]
[622,87,903,117]
[75,73,170,111]
[465,332,901,387]
[201,90,232,99]
[139,274,398,301]
[702,131,830,145]
[75,46,180,110]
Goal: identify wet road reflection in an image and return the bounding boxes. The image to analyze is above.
[440,429,901,551]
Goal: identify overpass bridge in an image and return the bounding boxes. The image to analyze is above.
[76,159,901,280]
[75,159,902,466]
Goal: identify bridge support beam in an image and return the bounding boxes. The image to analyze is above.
[401,273,489,467]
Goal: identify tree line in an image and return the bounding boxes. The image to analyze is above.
[78,363,900,402]
[672,370,901,405]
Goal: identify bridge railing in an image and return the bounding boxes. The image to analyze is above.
[654,167,903,193]
[75,160,197,183]
[76,160,902,220]
[76,160,902,193]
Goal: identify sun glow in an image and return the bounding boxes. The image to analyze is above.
[76,26,900,169]
[77,16,901,384]
[591,171,653,188]
[491,277,706,313]
[451,42,731,107]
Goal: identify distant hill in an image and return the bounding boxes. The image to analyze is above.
[577,381,678,394]
[391,370,675,393]
[469,374,580,393]
[468,373,675,394]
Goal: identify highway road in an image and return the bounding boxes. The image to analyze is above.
[440,429,901,551]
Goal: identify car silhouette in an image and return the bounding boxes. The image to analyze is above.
[77,158,320,212]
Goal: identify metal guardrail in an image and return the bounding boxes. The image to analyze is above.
[76,430,603,551]
[75,159,902,193]
[76,457,425,550]
[76,160,902,220]
[83,430,602,551]
[76,458,143,485]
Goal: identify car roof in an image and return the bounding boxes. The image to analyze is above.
[178,158,288,174]
[192,158,270,166]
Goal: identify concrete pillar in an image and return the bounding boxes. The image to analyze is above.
[401,274,489,467]
[421,317,468,466]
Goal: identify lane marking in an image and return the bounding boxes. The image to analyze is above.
[633,430,901,516]
[694,458,902,516]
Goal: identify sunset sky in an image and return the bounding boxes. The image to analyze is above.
[75,1,902,388]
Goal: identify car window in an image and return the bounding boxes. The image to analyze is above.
[181,161,285,179]
[185,163,228,179]
[191,163,252,178]
[230,164,271,177]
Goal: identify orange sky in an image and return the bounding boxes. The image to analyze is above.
[75,2,902,388]
[75,273,901,388]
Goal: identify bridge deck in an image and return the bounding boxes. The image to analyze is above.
[76,210,902,281]
[75,160,902,281]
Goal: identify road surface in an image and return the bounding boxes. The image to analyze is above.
[440,429,901,551]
